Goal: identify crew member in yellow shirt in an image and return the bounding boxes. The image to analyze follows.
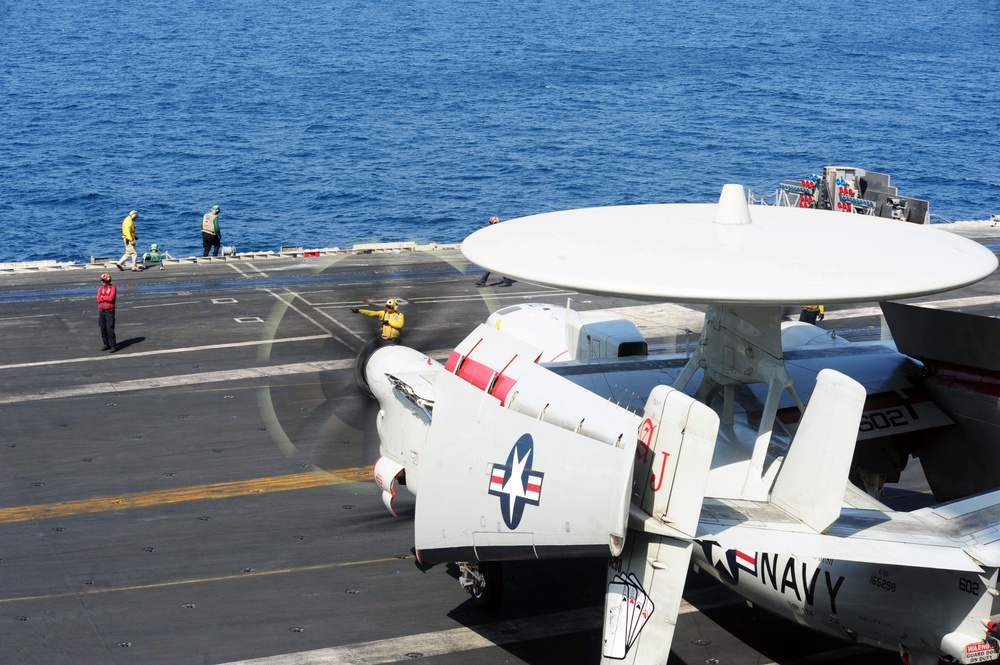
[116,210,140,271]
[799,305,825,324]
[352,299,405,341]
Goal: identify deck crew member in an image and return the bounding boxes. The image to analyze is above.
[97,273,118,353]
[475,216,514,287]
[799,305,825,324]
[201,205,222,257]
[352,299,405,341]
[116,210,140,271]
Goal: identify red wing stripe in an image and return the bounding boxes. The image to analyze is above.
[456,356,497,392]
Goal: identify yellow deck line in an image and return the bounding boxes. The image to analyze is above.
[0,556,406,604]
[0,466,371,524]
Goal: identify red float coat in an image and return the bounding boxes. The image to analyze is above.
[97,284,117,312]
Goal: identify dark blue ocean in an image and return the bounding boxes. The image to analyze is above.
[2,0,998,264]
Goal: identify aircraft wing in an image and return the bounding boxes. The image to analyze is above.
[412,354,723,663]
[883,300,1000,371]
[698,497,990,573]
[413,368,636,564]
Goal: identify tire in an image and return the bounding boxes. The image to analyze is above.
[468,561,504,611]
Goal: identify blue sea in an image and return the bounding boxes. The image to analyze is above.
[2,0,998,264]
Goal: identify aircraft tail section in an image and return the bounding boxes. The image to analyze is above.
[770,369,866,533]
[633,384,719,538]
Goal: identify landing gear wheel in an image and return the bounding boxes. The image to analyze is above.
[459,561,503,611]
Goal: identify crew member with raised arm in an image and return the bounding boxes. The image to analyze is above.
[352,299,405,341]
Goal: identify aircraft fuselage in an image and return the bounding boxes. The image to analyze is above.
[690,541,997,660]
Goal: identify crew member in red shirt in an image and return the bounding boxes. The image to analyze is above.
[97,273,118,353]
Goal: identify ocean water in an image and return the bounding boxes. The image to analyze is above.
[2,0,998,264]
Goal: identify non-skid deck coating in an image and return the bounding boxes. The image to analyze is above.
[1,227,999,665]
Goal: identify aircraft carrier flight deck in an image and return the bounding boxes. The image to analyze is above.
[2,222,999,665]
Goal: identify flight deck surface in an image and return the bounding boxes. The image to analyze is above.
[1,225,998,665]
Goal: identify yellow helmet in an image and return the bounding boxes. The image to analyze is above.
[386,298,398,309]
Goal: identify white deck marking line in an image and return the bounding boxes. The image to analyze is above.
[273,288,367,343]
[900,293,1000,310]
[132,300,201,309]
[824,305,883,320]
[0,313,58,321]
[228,261,270,278]
[263,288,366,347]
[244,261,270,278]
[0,358,354,404]
[262,288,335,335]
[0,347,457,404]
[0,334,333,372]
[218,607,604,665]
[818,294,1000,320]
[217,594,748,665]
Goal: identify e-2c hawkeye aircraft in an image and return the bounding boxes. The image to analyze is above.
[357,185,1000,665]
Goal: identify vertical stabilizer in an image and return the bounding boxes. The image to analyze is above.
[770,369,866,532]
[633,384,719,537]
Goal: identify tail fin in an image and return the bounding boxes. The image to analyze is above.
[770,368,866,533]
[632,384,718,537]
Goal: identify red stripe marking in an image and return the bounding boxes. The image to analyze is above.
[495,355,519,377]
[492,374,518,406]
[456,356,497,392]
[446,338,484,374]
[925,361,1000,398]
[489,355,520,405]
[863,387,930,410]
[445,351,462,373]
[778,387,933,425]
